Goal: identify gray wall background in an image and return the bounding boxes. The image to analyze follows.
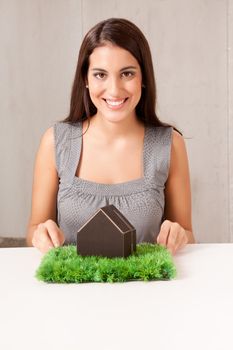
[0,0,232,243]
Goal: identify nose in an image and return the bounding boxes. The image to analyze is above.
[106,76,123,96]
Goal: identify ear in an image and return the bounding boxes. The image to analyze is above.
[85,78,88,85]
[85,77,89,89]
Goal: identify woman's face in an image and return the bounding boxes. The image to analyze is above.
[86,43,142,124]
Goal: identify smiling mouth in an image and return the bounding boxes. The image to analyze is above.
[103,98,128,108]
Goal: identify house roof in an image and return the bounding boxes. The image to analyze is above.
[77,205,135,235]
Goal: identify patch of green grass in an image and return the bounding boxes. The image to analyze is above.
[35,243,176,283]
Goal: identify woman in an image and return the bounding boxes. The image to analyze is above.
[26,18,195,254]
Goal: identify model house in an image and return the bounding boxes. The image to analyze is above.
[77,205,136,258]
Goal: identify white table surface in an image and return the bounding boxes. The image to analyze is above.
[0,244,233,350]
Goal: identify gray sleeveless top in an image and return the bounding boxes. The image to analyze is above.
[54,122,172,245]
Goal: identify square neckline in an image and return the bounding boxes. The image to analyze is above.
[73,122,148,188]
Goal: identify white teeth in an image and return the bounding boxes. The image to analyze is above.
[106,99,125,106]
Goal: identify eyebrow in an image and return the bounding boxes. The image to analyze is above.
[91,66,138,72]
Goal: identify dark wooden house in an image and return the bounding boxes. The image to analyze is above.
[77,205,136,258]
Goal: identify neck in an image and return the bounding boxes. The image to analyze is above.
[85,113,143,141]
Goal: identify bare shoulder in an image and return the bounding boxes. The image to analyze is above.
[40,127,55,149]
[169,129,189,175]
[171,129,186,150]
[171,129,188,160]
[36,126,56,169]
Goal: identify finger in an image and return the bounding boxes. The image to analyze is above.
[157,220,171,246]
[33,224,54,253]
[174,230,188,253]
[167,223,180,254]
[44,220,64,247]
[58,228,65,246]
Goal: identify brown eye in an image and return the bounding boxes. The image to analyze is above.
[94,73,106,79]
[121,71,134,78]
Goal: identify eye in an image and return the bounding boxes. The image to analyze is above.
[121,71,135,78]
[93,73,106,80]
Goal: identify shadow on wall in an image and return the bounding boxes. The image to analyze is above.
[0,237,27,248]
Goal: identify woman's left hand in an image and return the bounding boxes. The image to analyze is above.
[156,220,189,255]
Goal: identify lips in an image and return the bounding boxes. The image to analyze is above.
[103,98,128,109]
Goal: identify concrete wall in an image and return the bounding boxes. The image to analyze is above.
[0,0,232,243]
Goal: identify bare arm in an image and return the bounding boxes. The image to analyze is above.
[26,127,64,252]
[157,130,195,254]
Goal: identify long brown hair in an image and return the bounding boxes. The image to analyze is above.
[64,18,172,128]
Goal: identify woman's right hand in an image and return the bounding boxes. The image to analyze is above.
[32,219,65,254]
